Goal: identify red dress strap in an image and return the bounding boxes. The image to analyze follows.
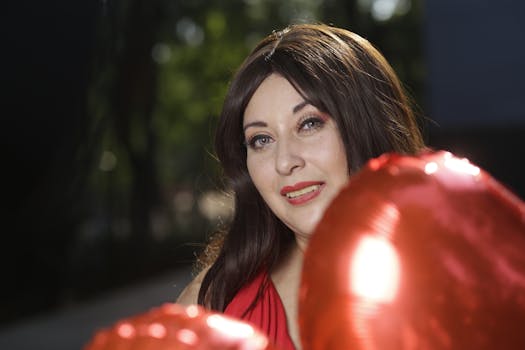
[224,272,296,350]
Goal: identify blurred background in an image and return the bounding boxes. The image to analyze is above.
[2,0,524,348]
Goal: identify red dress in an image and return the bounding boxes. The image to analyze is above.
[224,272,296,350]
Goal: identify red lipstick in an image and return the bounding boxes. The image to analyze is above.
[280,181,322,195]
[280,181,325,205]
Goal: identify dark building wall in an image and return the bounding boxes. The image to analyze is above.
[424,0,525,199]
[424,0,525,127]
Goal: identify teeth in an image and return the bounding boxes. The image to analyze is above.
[286,185,320,199]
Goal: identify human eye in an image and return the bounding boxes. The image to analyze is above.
[245,134,274,150]
[298,115,326,133]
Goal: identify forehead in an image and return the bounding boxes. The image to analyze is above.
[243,74,304,123]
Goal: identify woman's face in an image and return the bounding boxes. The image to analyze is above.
[243,74,349,247]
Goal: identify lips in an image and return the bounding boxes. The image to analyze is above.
[280,181,325,205]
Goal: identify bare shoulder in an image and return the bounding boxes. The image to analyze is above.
[176,266,210,305]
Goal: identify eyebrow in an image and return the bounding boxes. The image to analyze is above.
[292,100,310,113]
[243,121,267,132]
[243,100,312,132]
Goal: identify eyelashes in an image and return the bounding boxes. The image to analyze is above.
[244,114,327,151]
[245,134,273,150]
[298,115,326,132]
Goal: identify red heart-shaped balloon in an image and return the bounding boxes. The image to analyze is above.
[299,151,525,350]
[84,303,276,350]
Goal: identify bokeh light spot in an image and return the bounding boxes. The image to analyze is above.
[186,305,200,318]
[117,323,136,339]
[206,314,255,339]
[425,161,438,174]
[152,43,171,64]
[176,328,198,346]
[148,323,167,339]
[176,18,204,46]
[99,150,117,172]
[444,153,481,176]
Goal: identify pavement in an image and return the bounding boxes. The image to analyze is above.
[0,266,193,350]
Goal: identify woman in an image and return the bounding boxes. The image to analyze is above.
[177,23,425,349]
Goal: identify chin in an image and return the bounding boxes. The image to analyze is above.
[281,207,326,238]
[297,215,323,237]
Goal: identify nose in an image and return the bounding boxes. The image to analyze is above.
[275,138,305,175]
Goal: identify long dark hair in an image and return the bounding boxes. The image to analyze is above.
[198,23,425,311]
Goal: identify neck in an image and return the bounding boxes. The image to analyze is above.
[271,240,305,350]
[294,234,309,254]
[270,241,305,296]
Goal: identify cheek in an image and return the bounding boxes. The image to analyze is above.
[246,155,256,180]
[246,155,269,192]
[316,138,348,178]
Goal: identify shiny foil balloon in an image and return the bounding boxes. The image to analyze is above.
[84,303,276,350]
[299,151,525,350]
